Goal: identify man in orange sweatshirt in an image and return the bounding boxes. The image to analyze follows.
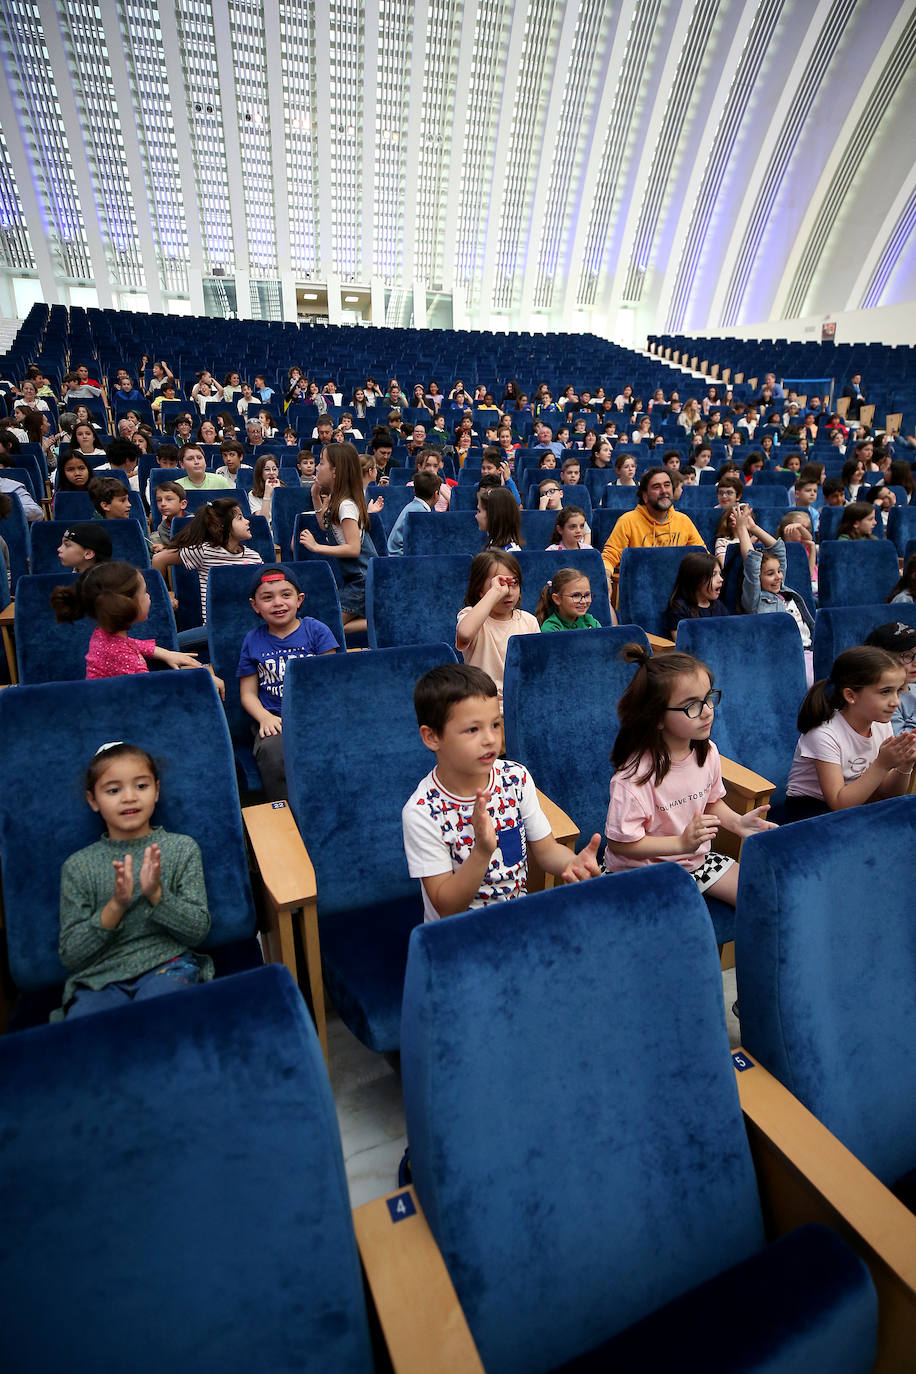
[601,466,706,594]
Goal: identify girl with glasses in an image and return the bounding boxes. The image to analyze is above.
[603,644,775,905]
[535,569,604,633]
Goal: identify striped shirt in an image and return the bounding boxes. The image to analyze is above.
[178,541,263,619]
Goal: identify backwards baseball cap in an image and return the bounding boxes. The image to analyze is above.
[864,622,916,654]
[63,523,112,560]
[249,566,302,596]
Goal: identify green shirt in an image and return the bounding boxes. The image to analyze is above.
[56,826,212,1015]
[177,473,232,490]
[540,610,602,632]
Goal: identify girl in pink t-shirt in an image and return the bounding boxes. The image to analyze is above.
[456,549,539,704]
[604,644,776,906]
[50,560,211,680]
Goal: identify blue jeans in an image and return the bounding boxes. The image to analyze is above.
[65,954,203,1019]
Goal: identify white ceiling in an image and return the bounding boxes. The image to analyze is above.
[0,0,912,333]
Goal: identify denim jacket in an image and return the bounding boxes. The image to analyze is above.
[741,538,814,633]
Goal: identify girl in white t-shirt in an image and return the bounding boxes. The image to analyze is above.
[456,550,539,705]
[299,442,375,633]
[604,645,776,906]
[785,647,916,821]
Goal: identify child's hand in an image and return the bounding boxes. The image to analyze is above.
[259,716,283,738]
[735,804,777,837]
[368,495,384,513]
[471,789,498,856]
[139,843,162,905]
[166,650,201,669]
[112,855,134,910]
[560,833,602,883]
[300,528,319,551]
[499,461,511,484]
[878,732,916,771]
[682,811,719,852]
[209,670,226,700]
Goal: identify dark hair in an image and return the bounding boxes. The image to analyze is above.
[550,504,586,544]
[479,486,522,549]
[715,462,741,482]
[560,455,580,472]
[156,444,179,465]
[667,551,721,615]
[534,566,589,624]
[106,438,139,470]
[414,663,498,735]
[464,549,523,606]
[611,644,713,784]
[614,450,635,473]
[887,552,916,602]
[889,460,915,496]
[822,477,846,500]
[841,456,864,485]
[864,484,890,505]
[85,742,159,794]
[799,462,824,484]
[155,479,186,504]
[797,647,902,733]
[716,475,743,498]
[167,497,243,550]
[835,502,876,539]
[412,469,441,502]
[637,466,670,503]
[88,475,129,513]
[742,452,764,476]
[51,560,144,632]
[57,452,93,491]
[252,453,285,498]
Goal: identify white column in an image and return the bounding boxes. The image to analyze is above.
[159,0,205,312]
[412,279,427,328]
[370,275,386,324]
[263,0,293,312]
[34,0,113,305]
[211,0,251,316]
[0,58,58,304]
[313,0,333,277]
[326,273,343,324]
[360,0,381,279]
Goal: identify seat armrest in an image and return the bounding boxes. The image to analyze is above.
[536,789,579,848]
[719,755,775,804]
[243,800,316,911]
[646,633,675,651]
[353,1187,484,1374]
[735,1047,916,1371]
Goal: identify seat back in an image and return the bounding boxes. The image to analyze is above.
[502,626,648,841]
[401,511,485,558]
[0,492,30,583]
[886,505,916,558]
[737,797,916,1188]
[30,519,151,574]
[206,560,345,751]
[812,602,916,683]
[0,672,256,992]
[674,616,806,810]
[271,485,316,558]
[817,540,900,607]
[617,546,699,636]
[16,568,177,685]
[401,868,765,1372]
[0,965,373,1372]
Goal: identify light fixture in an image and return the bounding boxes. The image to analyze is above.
[344,295,360,302]
[303,292,318,300]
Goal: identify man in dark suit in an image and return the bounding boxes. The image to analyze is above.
[842,373,866,418]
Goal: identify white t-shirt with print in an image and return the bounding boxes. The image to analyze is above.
[402,759,552,921]
[787,711,893,800]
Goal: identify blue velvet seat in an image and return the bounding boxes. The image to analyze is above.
[885,505,916,558]
[0,673,259,1027]
[737,797,916,1205]
[401,510,486,557]
[366,481,415,533]
[401,869,878,1374]
[271,485,316,558]
[53,488,147,524]
[675,615,807,819]
[181,485,251,517]
[29,518,152,574]
[366,549,611,650]
[281,644,458,1052]
[812,601,916,682]
[0,965,373,1371]
[206,560,344,790]
[15,568,178,684]
[0,492,30,583]
[818,540,900,607]
[617,546,703,637]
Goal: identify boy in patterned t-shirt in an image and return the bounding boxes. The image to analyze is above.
[402,663,601,921]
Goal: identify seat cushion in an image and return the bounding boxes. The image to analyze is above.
[320,894,423,1053]
[556,1225,876,1374]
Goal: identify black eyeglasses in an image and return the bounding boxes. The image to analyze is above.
[666,689,722,719]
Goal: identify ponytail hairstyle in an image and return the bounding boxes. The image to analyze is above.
[611,644,714,784]
[550,504,586,545]
[481,486,523,549]
[797,646,901,733]
[886,552,916,603]
[50,560,144,633]
[667,551,720,616]
[166,497,241,550]
[322,442,368,529]
[464,549,522,607]
[534,566,586,624]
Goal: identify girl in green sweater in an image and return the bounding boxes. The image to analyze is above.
[56,742,212,1020]
[536,568,604,633]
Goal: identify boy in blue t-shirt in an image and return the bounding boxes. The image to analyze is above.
[237,567,338,798]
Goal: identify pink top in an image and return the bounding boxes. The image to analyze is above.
[85,626,156,679]
[456,607,540,701]
[604,743,726,874]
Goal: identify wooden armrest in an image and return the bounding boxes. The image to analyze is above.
[0,603,14,624]
[736,1048,916,1371]
[535,789,579,847]
[646,633,675,651]
[719,755,774,803]
[243,801,315,911]
[243,800,327,1061]
[354,1187,484,1374]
